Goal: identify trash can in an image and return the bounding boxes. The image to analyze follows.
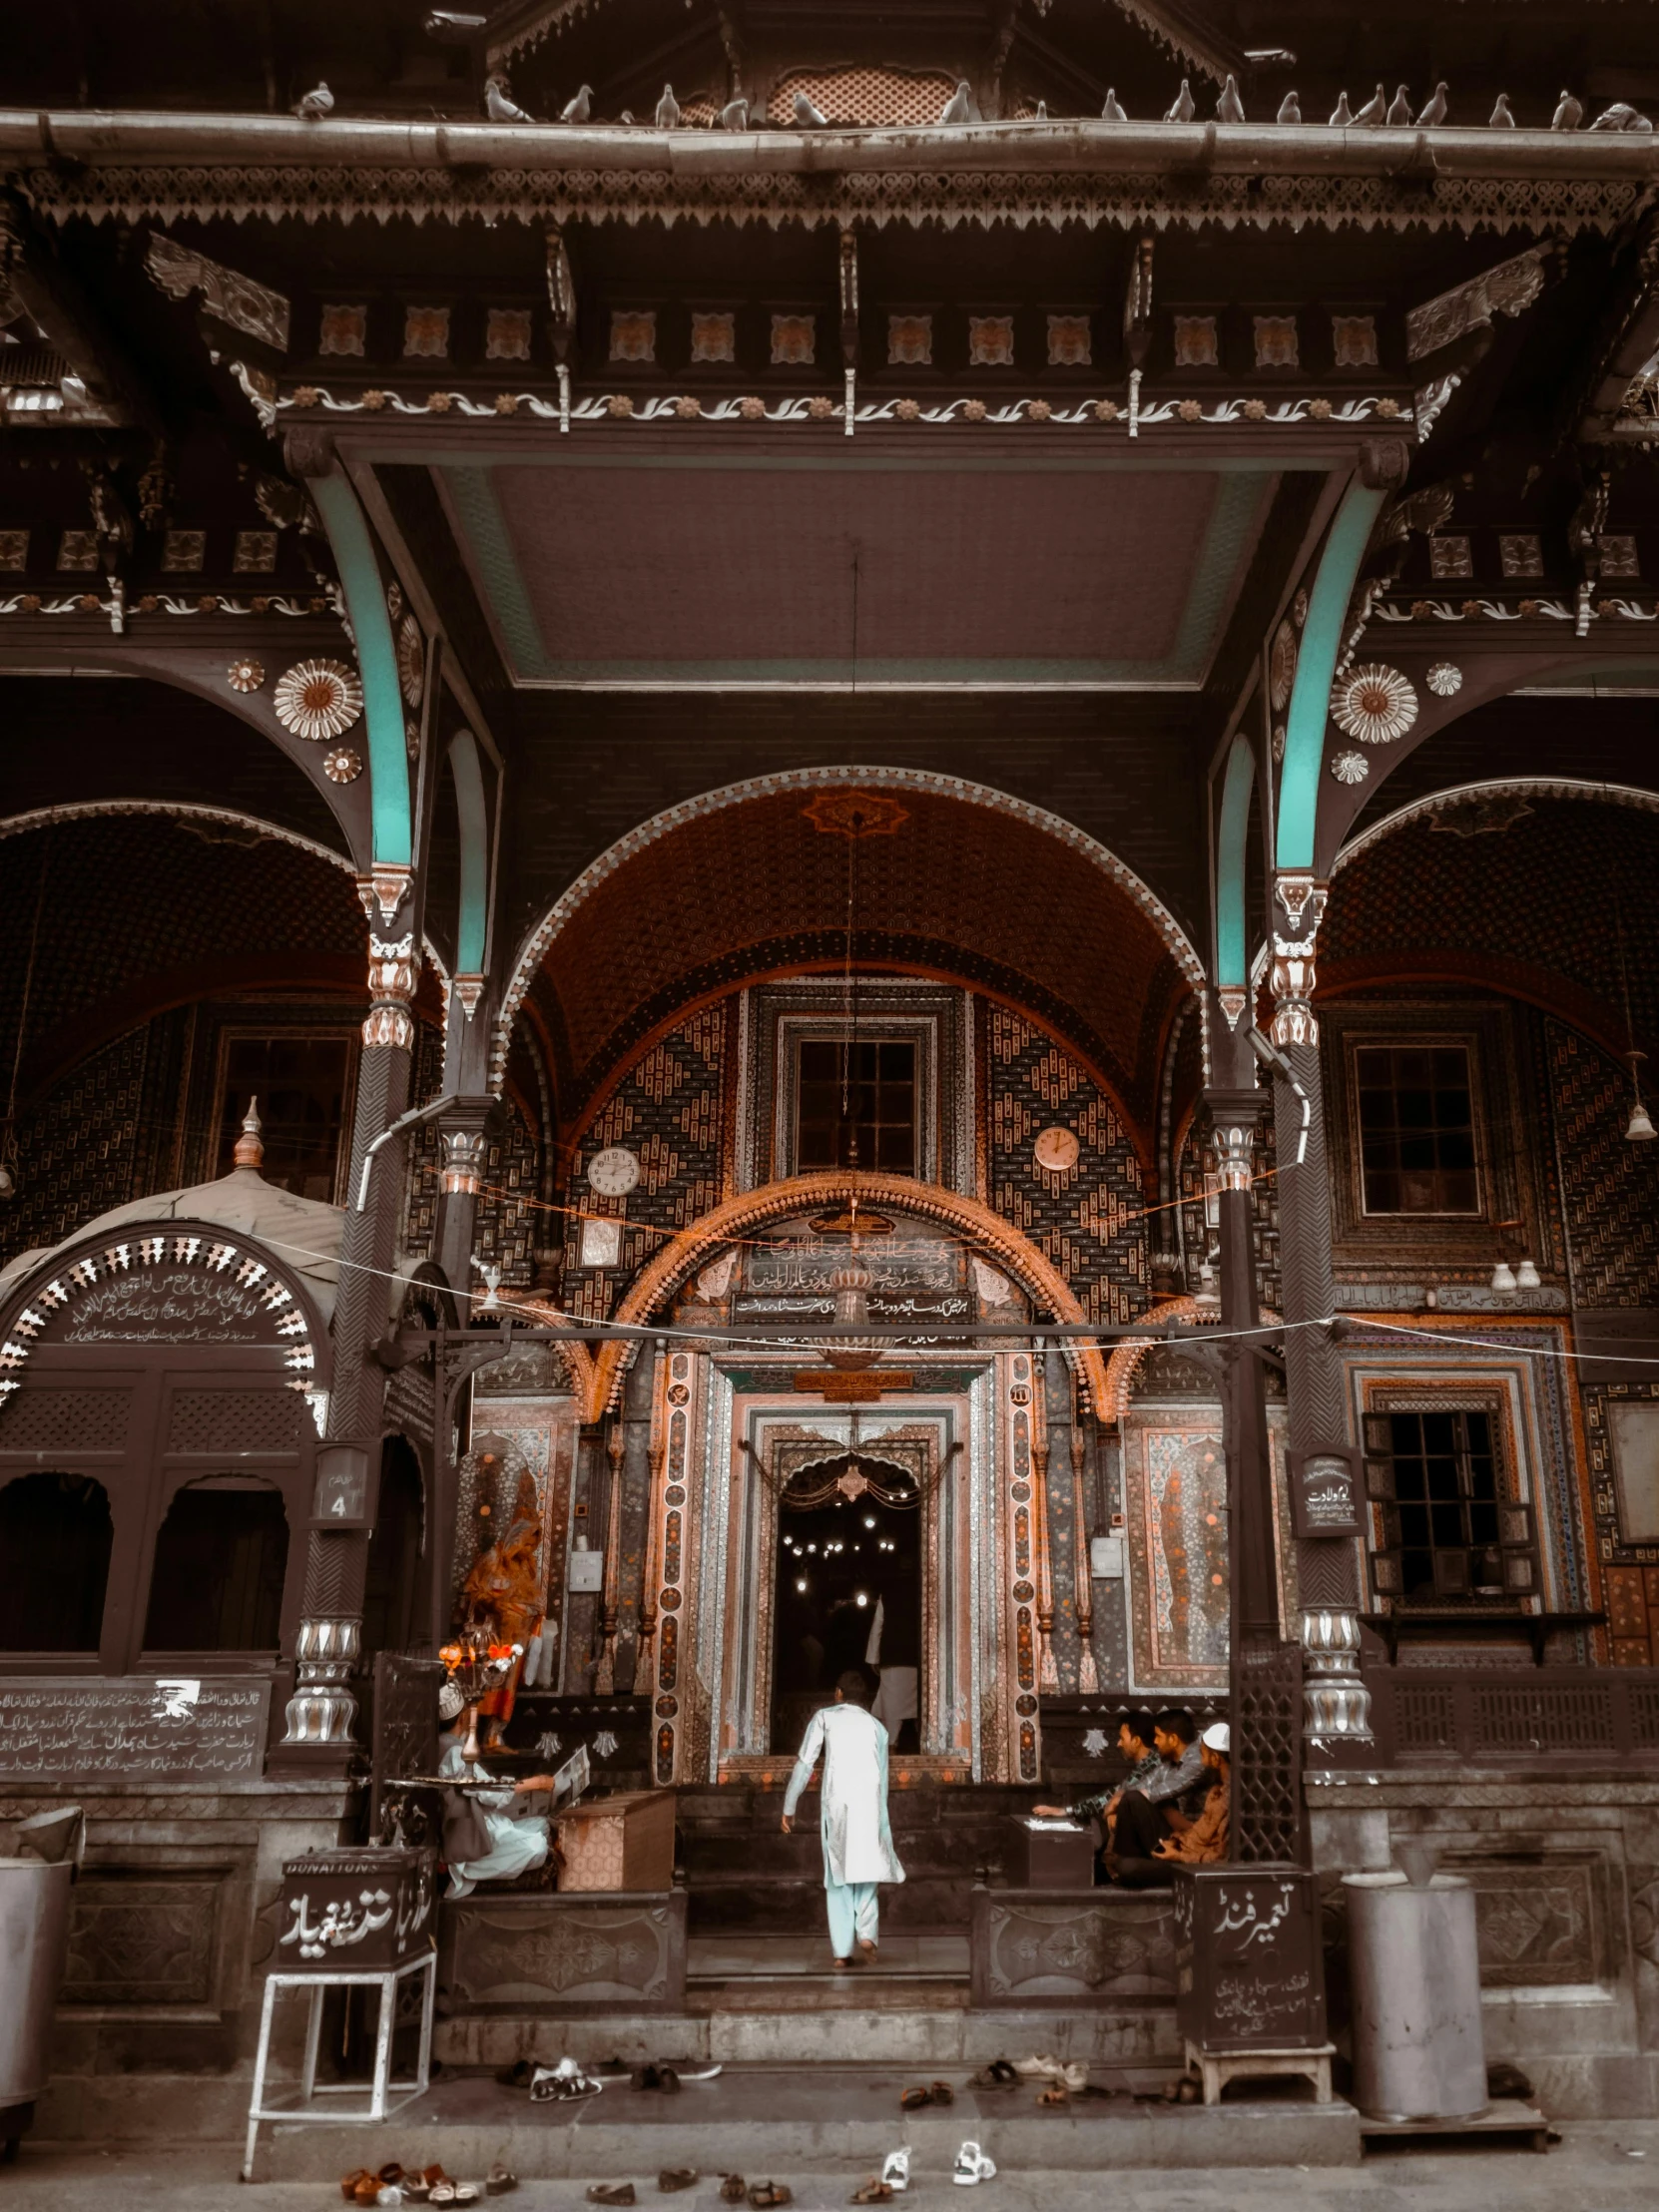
[0,1857,75,2126]
[1344,1865,1486,2121]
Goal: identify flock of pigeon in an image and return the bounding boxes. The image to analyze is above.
[290,74,1653,135]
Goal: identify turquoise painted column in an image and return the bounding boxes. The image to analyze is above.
[308,470,412,872]
[1215,735,1256,995]
[1275,480,1385,876]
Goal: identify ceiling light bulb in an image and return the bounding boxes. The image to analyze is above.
[855,1592,868,1607]
[1628,1097,1657,1142]
[863,1515,876,1528]
[796,1578,808,1593]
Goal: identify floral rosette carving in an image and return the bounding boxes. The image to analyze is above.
[273,657,363,743]
[396,611,424,708]
[1330,662,1417,746]
[1330,749,1370,784]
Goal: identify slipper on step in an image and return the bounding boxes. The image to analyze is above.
[658,2172,699,2194]
[588,2188,637,2207]
[849,2183,893,2204]
[929,2080,955,2107]
[749,2185,793,2208]
[899,2086,931,2110]
[720,2180,748,2206]
[495,2059,535,2090]
[485,2168,518,2197]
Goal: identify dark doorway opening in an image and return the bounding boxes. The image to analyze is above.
[143,1477,289,1651]
[0,1471,114,1651]
[771,1458,922,1756]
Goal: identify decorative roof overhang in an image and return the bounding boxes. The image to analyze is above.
[2,112,1651,235]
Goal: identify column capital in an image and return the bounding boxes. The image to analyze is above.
[1270,870,1331,1048]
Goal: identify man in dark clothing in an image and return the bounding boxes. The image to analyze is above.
[1103,1710,1209,1889]
[1033,1709,1159,1878]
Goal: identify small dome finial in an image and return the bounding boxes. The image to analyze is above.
[233,1097,265,1171]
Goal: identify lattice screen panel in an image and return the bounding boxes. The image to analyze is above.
[1233,1639,1304,1862]
[768,69,956,127]
[0,1388,130,1453]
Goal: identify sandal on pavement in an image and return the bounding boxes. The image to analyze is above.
[658,2172,699,2194]
[952,2143,997,2188]
[850,2183,893,2204]
[899,2086,931,2111]
[632,2064,661,2091]
[588,2189,637,2207]
[929,2080,954,2106]
[749,2186,792,2207]
[486,2168,519,2197]
[879,2151,910,2194]
[429,2190,456,2208]
[1038,2085,1069,2107]
[969,2061,1018,2090]
[452,2190,481,2207]
[495,2059,535,2089]
[656,2065,681,2094]
[342,2177,377,2205]
[720,2180,748,2206]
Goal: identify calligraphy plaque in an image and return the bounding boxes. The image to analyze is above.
[1289,1447,1364,1540]
[1173,1863,1325,2052]
[279,1846,436,1969]
[0,1676,271,1780]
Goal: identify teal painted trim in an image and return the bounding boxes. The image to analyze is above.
[1215,736,1256,989]
[1276,480,1386,872]
[447,731,490,975]
[441,465,551,679]
[311,473,411,867]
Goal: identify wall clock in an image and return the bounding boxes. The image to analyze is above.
[1033,1126,1080,1174]
[587,1146,641,1197]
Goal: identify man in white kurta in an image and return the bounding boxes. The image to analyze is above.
[781,1670,905,1964]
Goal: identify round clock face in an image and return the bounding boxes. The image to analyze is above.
[1033,1125,1081,1174]
[587,1146,641,1197]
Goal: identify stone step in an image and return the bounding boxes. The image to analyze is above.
[253,2064,1360,2182]
[433,2004,1182,2069]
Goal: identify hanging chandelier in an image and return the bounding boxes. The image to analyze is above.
[821,1245,885,1371]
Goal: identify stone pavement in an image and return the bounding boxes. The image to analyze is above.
[2,2130,1658,2212]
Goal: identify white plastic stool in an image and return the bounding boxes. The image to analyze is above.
[242,1949,436,2180]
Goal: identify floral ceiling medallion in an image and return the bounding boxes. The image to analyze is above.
[323,747,363,784]
[1331,662,1417,747]
[396,611,425,708]
[226,656,266,694]
[274,657,363,743]
[802,789,909,839]
[1426,661,1464,697]
[1331,749,1371,785]
[1269,617,1298,711]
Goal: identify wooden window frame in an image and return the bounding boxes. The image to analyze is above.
[1363,1394,1538,1609]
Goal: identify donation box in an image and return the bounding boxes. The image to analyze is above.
[557,1790,677,1893]
[277,1846,438,1970]
[1173,1863,1325,2052]
[1012,1816,1097,1890]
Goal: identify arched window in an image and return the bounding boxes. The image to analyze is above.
[0,1472,114,1651]
[143,1476,289,1652]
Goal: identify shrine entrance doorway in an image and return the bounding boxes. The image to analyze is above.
[770,1455,922,1757]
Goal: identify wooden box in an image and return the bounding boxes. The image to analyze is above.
[1012,1815,1097,1890]
[1173,1862,1326,2052]
[556,1789,676,1893]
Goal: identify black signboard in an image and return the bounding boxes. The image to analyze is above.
[1289,1446,1364,1540]
[0,1676,271,1779]
[1174,1862,1326,2052]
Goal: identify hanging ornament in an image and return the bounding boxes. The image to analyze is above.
[1331,662,1418,746]
[274,657,362,742]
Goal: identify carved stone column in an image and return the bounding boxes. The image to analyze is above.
[279,872,419,1761]
[1268,873,1373,1749]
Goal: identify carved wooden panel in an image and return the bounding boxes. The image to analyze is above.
[166,1387,301,1454]
[0,1387,131,1453]
[969,1887,1175,2007]
[1448,1855,1602,1988]
[62,1873,220,2004]
[438,1889,687,2013]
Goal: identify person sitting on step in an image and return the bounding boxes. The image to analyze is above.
[1032,1707,1159,1878]
[1108,1720,1230,1888]
[1094,1708,1206,1888]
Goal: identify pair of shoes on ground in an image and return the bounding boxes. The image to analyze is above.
[529,2057,604,2102]
[585,2175,700,2205]
[969,2061,1018,2090]
[850,2145,912,2201]
[632,2062,681,2093]
[344,2167,508,2207]
[1013,2053,1090,2093]
[712,2180,791,2207]
[899,2079,953,2110]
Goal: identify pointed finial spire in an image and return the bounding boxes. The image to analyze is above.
[234,1096,265,1171]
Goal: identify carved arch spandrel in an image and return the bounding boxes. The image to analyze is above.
[510,1171,1110,1423]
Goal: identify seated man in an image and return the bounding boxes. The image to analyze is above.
[1145,1723,1229,1878]
[1032,1708,1159,1876]
[1102,1709,1210,1889]
[437,1682,561,1897]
